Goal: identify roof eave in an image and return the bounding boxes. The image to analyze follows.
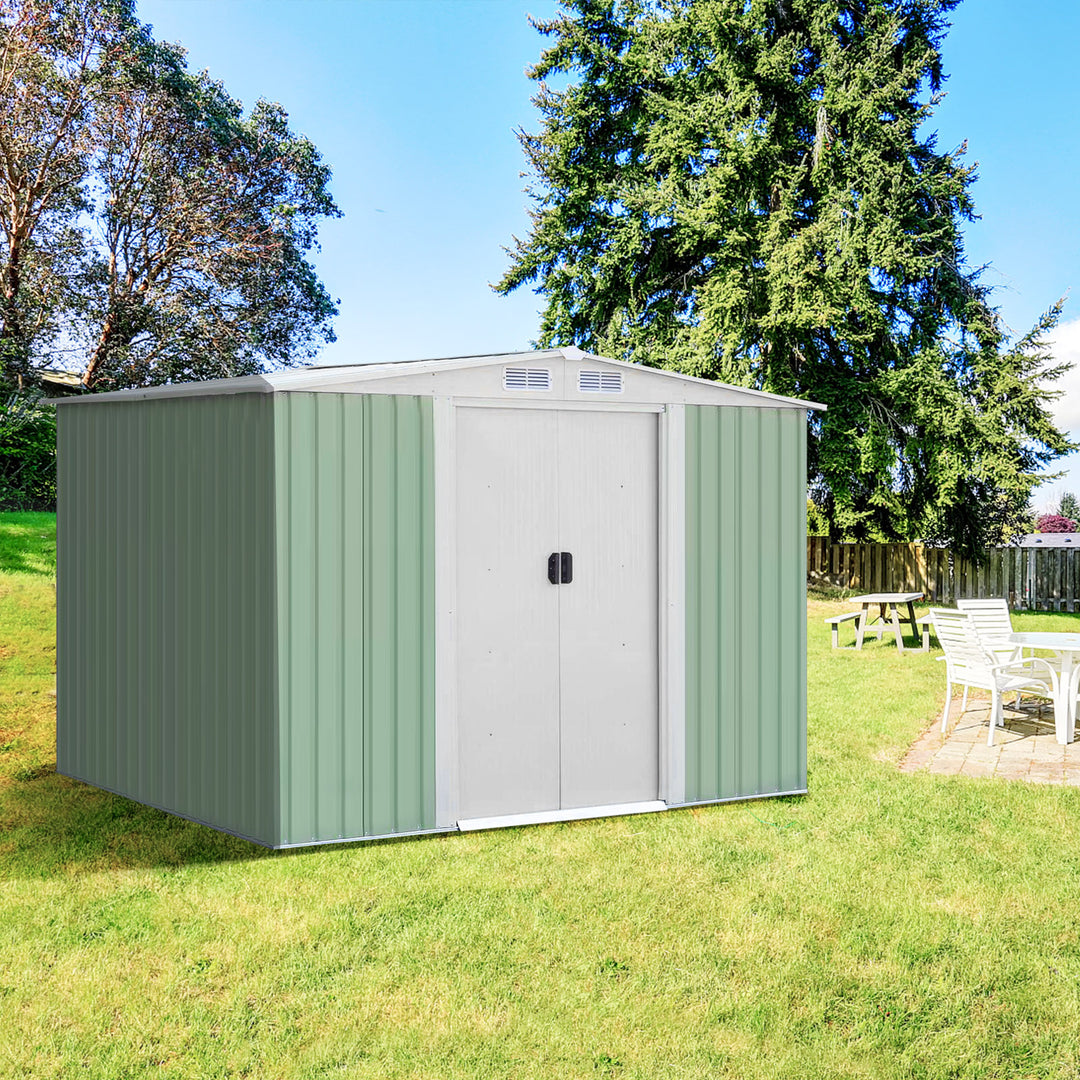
[50,346,827,411]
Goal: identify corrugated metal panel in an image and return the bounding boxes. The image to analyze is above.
[56,395,279,844]
[685,406,807,802]
[274,393,435,844]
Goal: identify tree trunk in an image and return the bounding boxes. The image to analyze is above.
[0,254,29,381]
[82,312,118,388]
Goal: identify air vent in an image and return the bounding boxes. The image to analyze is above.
[578,369,623,393]
[503,367,551,391]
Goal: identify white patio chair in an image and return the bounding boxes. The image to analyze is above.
[956,598,1018,658]
[956,597,1025,709]
[930,608,1056,746]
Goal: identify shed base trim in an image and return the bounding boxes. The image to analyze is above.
[457,800,667,832]
[668,788,808,809]
[272,826,458,850]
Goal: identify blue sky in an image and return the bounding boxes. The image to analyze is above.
[137,0,1080,503]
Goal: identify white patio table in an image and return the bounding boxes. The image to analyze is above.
[849,592,923,653]
[1008,631,1080,744]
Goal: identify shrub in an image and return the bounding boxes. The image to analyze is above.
[1036,513,1076,533]
[807,499,829,537]
[0,393,56,511]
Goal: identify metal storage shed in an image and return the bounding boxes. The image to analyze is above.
[56,347,823,847]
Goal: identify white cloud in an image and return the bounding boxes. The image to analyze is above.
[1045,317,1080,435]
[1032,317,1080,511]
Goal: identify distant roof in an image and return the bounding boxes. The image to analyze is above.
[1018,534,1080,547]
[38,368,83,387]
[51,347,827,411]
[11,368,86,396]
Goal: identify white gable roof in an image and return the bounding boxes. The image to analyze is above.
[54,346,825,410]
[1018,533,1080,548]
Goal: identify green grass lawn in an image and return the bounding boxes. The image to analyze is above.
[3,511,1080,1078]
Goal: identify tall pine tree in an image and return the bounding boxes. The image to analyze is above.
[497,0,1072,554]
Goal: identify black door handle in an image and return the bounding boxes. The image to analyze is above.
[548,552,574,584]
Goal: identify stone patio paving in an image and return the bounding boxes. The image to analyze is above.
[901,693,1080,785]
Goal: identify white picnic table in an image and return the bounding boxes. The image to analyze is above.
[850,592,924,652]
[1008,631,1080,744]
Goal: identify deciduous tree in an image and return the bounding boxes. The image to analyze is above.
[82,39,339,387]
[0,0,132,382]
[0,0,339,389]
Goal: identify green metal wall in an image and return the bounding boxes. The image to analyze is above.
[56,395,279,844]
[273,393,436,845]
[684,405,807,803]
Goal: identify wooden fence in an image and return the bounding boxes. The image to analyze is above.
[807,538,1080,611]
